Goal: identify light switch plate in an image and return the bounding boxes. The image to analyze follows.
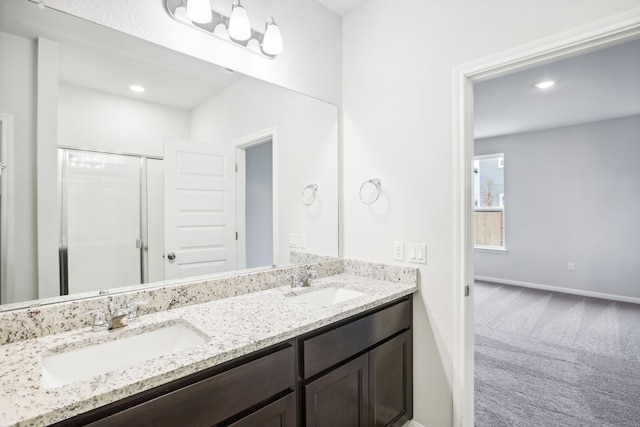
[408,243,426,264]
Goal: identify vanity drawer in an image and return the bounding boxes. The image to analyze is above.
[301,297,411,378]
[86,345,294,427]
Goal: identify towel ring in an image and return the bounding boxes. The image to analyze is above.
[359,178,381,205]
[301,184,318,206]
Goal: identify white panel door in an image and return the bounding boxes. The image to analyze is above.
[164,140,236,280]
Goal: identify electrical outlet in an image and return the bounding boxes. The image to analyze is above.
[289,233,298,248]
[298,234,307,249]
[568,262,575,271]
[393,241,405,261]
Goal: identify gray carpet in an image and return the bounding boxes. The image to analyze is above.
[474,281,640,427]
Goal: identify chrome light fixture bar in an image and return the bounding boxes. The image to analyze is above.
[165,0,283,58]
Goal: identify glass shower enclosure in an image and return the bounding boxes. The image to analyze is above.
[58,149,164,295]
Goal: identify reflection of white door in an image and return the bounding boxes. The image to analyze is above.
[164,140,236,280]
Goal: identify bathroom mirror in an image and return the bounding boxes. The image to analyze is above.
[0,0,338,309]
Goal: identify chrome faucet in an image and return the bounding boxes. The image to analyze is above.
[288,269,318,288]
[82,300,148,331]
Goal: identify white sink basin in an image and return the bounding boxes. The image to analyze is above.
[41,321,208,389]
[288,286,365,307]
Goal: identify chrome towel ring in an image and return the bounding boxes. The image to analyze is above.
[359,178,381,205]
[301,184,318,206]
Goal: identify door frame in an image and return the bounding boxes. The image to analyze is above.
[0,113,14,304]
[232,127,278,270]
[452,8,640,427]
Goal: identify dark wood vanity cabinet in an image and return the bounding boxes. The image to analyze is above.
[55,343,296,427]
[300,296,413,427]
[54,295,412,427]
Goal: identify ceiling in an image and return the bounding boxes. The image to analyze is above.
[474,37,640,139]
[315,0,372,16]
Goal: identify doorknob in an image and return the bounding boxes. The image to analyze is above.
[167,252,176,260]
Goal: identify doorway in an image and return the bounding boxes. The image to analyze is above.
[244,140,274,269]
[453,12,640,427]
[235,133,275,270]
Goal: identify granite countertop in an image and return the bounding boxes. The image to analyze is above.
[0,273,417,427]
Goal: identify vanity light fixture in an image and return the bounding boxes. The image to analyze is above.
[165,0,283,58]
[129,85,145,93]
[534,80,555,89]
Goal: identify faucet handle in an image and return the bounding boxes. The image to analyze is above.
[287,273,301,288]
[127,300,149,320]
[81,308,108,331]
[302,270,318,286]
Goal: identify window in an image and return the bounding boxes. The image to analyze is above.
[474,154,505,250]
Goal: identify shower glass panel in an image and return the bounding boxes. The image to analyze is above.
[63,150,142,294]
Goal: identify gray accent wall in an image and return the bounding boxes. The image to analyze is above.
[245,141,274,269]
[475,115,640,299]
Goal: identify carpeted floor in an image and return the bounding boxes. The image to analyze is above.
[474,281,640,427]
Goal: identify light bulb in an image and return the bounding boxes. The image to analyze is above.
[129,85,145,93]
[186,0,212,24]
[174,6,191,24]
[228,0,251,42]
[212,22,231,41]
[535,80,555,89]
[261,17,283,56]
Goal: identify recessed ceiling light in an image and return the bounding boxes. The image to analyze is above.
[129,85,145,93]
[534,80,555,90]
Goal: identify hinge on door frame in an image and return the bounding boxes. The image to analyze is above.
[235,163,238,172]
[464,285,470,297]
[235,232,238,240]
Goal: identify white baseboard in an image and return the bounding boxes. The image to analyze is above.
[475,275,640,305]
[402,420,426,427]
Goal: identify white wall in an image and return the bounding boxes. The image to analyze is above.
[44,0,342,105]
[475,115,640,300]
[342,1,640,425]
[0,31,37,303]
[58,84,190,157]
[191,77,339,265]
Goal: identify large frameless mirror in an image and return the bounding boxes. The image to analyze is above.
[0,0,339,309]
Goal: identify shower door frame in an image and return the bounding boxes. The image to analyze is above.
[0,114,14,304]
[58,147,162,295]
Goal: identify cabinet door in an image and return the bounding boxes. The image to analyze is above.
[84,346,294,427]
[305,354,369,427]
[369,331,412,427]
[227,392,296,427]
